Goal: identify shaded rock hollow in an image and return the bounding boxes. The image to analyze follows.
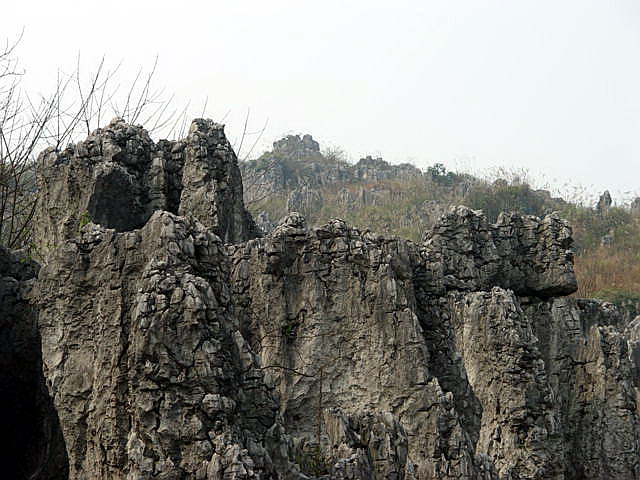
[34,117,259,258]
[0,248,67,479]
[3,119,640,479]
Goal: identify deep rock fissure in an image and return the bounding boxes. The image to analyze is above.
[0,250,68,479]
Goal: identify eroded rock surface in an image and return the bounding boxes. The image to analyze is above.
[34,212,298,479]
[34,118,258,258]
[229,209,640,479]
[421,207,577,297]
[19,119,640,479]
[231,215,492,479]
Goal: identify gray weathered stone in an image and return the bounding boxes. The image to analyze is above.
[231,214,495,479]
[34,118,258,259]
[21,118,640,480]
[421,206,577,297]
[33,212,295,480]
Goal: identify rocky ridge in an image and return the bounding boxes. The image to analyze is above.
[240,134,421,230]
[2,119,640,479]
[241,134,421,199]
[239,135,571,239]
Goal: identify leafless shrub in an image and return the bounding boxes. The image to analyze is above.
[0,36,200,249]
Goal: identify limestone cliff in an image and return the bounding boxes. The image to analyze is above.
[2,119,640,479]
[33,212,297,479]
[35,117,259,258]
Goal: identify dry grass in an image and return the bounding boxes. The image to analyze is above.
[574,246,640,298]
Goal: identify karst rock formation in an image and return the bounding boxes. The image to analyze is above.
[2,118,640,479]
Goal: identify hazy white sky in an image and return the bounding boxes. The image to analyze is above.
[3,0,640,200]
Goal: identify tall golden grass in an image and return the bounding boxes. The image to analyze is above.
[574,246,640,298]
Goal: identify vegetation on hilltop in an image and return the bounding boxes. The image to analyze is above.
[242,136,640,314]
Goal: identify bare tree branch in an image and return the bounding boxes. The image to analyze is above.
[0,36,199,250]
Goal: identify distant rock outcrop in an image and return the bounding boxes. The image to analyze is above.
[2,119,640,479]
[596,190,612,214]
[273,134,321,159]
[240,135,422,231]
[286,185,323,214]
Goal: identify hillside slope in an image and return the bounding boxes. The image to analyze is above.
[241,134,640,313]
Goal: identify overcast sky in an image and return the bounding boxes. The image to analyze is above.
[3,0,640,201]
